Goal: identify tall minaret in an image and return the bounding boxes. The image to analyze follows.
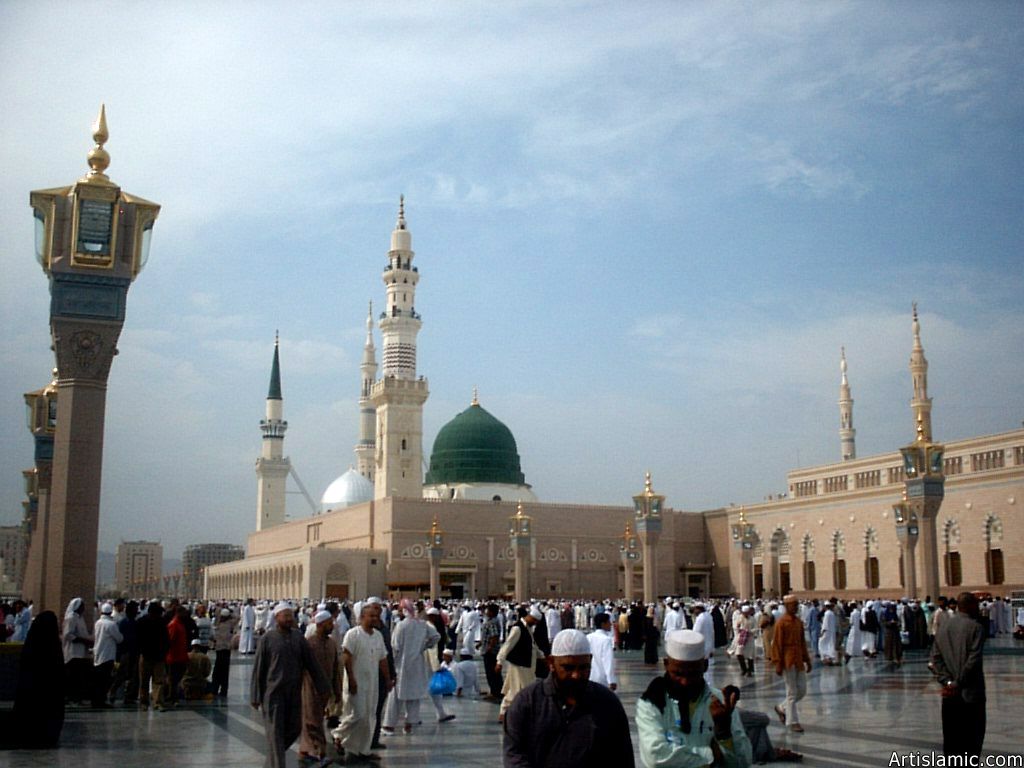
[255,334,291,530]
[909,302,933,441]
[370,197,429,499]
[838,347,856,460]
[355,302,377,481]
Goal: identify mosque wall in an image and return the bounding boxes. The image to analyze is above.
[729,430,1024,599]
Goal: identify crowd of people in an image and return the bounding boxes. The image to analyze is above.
[0,589,1015,764]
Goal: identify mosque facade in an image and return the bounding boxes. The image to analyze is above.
[204,205,1023,602]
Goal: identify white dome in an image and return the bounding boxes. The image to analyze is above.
[321,468,373,512]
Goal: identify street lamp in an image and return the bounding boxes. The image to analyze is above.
[28,105,160,617]
[731,508,757,599]
[633,472,664,605]
[619,520,640,601]
[898,414,944,599]
[427,514,444,600]
[509,501,532,602]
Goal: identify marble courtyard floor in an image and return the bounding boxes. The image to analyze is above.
[5,638,1022,767]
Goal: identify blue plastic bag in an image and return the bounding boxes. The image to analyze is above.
[429,668,457,696]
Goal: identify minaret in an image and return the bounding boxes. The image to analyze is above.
[838,347,856,460]
[355,302,377,481]
[255,334,291,530]
[909,302,933,441]
[370,197,429,499]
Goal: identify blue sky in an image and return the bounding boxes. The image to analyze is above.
[1,2,1022,559]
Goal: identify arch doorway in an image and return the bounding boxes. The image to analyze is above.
[325,562,350,600]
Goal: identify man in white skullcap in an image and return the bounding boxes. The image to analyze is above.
[335,601,393,762]
[495,604,545,722]
[637,628,752,767]
[251,602,331,768]
[92,602,122,708]
[212,607,237,698]
[299,610,343,765]
[504,629,634,768]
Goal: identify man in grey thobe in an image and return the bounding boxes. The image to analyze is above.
[251,603,331,768]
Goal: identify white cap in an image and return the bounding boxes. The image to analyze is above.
[220,608,231,617]
[426,607,440,615]
[317,602,327,610]
[366,596,382,605]
[272,601,293,616]
[442,648,454,657]
[529,605,543,620]
[100,602,113,615]
[665,629,706,662]
[314,610,332,624]
[550,629,592,657]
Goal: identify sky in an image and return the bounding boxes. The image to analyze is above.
[1,2,1022,560]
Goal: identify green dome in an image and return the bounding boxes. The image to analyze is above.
[425,403,526,486]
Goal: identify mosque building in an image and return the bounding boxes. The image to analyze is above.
[204,202,1023,602]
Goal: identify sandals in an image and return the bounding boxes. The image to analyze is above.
[775,747,803,762]
[774,705,786,725]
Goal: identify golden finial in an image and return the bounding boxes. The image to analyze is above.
[916,413,925,442]
[275,329,279,346]
[516,500,524,517]
[912,301,918,322]
[644,471,653,495]
[738,507,747,524]
[623,519,633,536]
[471,386,479,406]
[397,194,406,230]
[429,514,442,537]
[85,104,111,182]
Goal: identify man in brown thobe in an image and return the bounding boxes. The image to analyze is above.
[300,610,343,763]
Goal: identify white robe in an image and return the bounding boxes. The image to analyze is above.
[818,609,837,660]
[240,604,257,653]
[587,628,617,687]
[845,608,863,657]
[336,627,386,756]
[392,618,440,702]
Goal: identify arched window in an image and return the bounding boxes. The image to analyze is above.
[943,519,962,586]
[984,515,1004,585]
[832,531,847,590]
[802,534,816,591]
[864,527,880,588]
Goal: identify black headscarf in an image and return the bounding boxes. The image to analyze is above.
[10,611,65,748]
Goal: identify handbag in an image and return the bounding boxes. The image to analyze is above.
[428,668,457,696]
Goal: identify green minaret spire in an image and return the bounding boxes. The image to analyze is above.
[267,331,282,400]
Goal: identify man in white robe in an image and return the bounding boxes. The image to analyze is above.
[587,612,618,690]
[845,603,863,663]
[496,605,544,722]
[662,603,684,635]
[454,603,481,655]
[818,603,838,664]
[240,599,257,654]
[545,603,562,637]
[335,603,391,761]
[391,601,453,730]
[692,604,715,680]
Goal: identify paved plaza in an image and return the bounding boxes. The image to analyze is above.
[5,639,1023,767]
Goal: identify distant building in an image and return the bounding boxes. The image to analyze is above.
[182,543,244,598]
[115,540,162,594]
[0,525,28,596]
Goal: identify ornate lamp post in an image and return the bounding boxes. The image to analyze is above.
[731,507,757,600]
[20,371,58,606]
[619,520,640,601]
[892,490,920,598]
[508,501,532,602]
[633,472,664,605]
[899,415,944,599]
[29,106,160,616]
[428,514,444,600]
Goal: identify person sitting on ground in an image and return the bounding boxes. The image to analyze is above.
[182,639,213,700]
